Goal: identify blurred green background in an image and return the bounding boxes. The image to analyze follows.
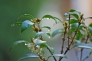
[1,0,92,61]
[0,0,43,61]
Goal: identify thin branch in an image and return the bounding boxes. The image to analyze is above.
[38,54,47,61]
[80,48,83,61]
[68,14,71,46]
[82,55,89,61]
[74,48,79,61]
[59,23,81,61]
[58,23,67,61]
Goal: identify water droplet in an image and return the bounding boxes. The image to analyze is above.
[35,39,38,40]
[47,18,49,20]
[48,36,51,38]
[11,24,15,26]
[48,29,50,32]
[42,19,44,20]
[25,43,27,45]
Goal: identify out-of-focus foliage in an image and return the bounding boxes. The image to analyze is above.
[0,0,43,61]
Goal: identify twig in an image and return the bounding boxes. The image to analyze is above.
[58,22,67,61]
[74,48,79,61]
[82,55,89,61]
[80,48,83,61]
[38,54,47,61]
[81,35,89,61]
[59,23,81,61]
[67,14,70,46]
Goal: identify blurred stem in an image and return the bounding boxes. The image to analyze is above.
[81,35,89,61]
[68,14,70,46]
[59,21,67,61]
[82,55,89,61]
[80,48,83,61]
[38,54,47,61]
[59,22,81,61]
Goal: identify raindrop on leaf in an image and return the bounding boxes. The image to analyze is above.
[11,24,15,26]
[48,36,51,38]
[47,18,50,20]
[25,43,27,46]
[48,29,50,32]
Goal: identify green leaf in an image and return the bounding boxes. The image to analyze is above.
[21,20,34,33]
[89,50,92,55]
[46,33,51,36]
[66,18,78,24]
[71,14,79,19]
[18,53,39,61]
[46,44,54,54]
[47,54,67,60]
[70,23,78,32]
[70,9,81,14]
[9,40,27,52]
[52,29,63,37]
[39,43,47,48]
[35,32,50,38]
[18,14,35,20]
[70,19,78,24]
[41,26,51,30]
[42,14,62,24]
[35,40,46,46]
[11,22,22,26]
[69,9,76,12]
[48,47,54,54]
[74,43,92,49]
[64,12,79,19]
[88,26,92,34]
[75,30,83,40]
[89,23,92,27]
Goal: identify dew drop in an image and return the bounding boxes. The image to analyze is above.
[35,39,38,40]
[48,36,51,38]
[11,24,15,26]
[25,43,27,45]
[48,29,50,32]
[47,18,49,20]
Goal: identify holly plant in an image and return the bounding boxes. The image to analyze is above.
[9,9,92,61]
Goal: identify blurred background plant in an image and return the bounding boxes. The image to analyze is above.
[0,0,92,61]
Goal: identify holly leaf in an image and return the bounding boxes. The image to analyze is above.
[18,53,39,61]
[21,20,34,33]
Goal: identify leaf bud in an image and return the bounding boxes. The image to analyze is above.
[34,27,39,32]
[36,18,41,22]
